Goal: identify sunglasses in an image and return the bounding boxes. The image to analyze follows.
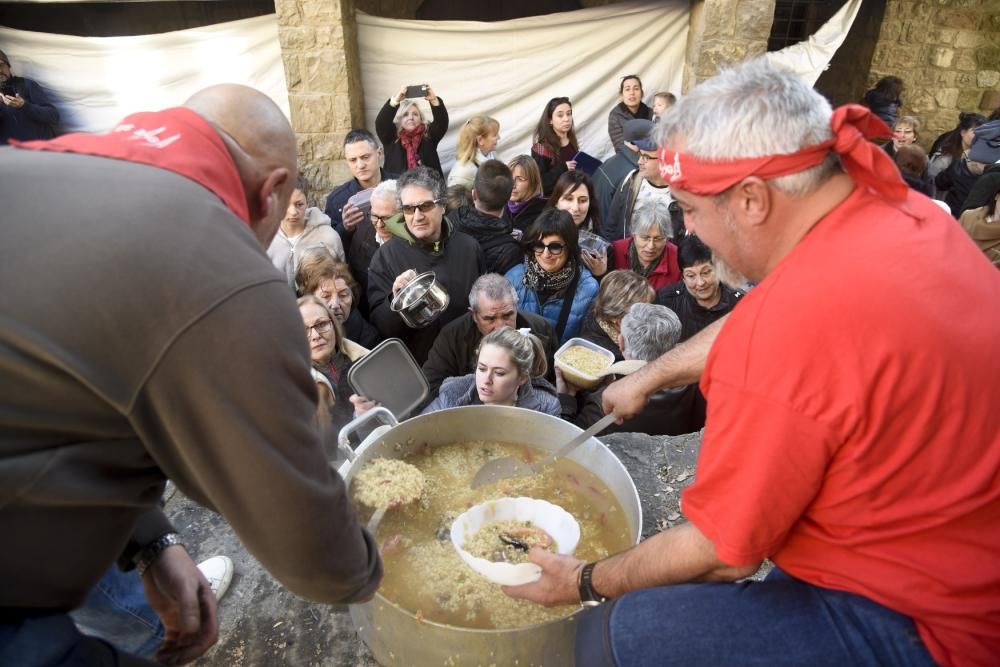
[531,241,566,255]
[401,199,444,216]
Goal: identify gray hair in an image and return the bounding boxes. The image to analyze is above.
[620,303,681,361]
[631,198,672,239]
[479,327,547,378]
[655,58,840,198]
[469,273,517,311]
[397,166,446,204]
[371,179,399,209]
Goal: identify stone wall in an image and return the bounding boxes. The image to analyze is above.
[276,0,365,204]
[867,0,1000,148]
[682,0,777,92]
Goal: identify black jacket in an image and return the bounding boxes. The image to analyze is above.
[0,76,59,145]
[961,163,1000,214]
[593,148,640,223]
[656,281,744,342]
[502,197,547,235]
[421,310,557,399]
[561,380,706,436]
[343,308,381,349]
[600,169,643,241]
[367,218,484,364]
[375,98,449,176]
[347,216,394,317]
[936,157,982,219]
[447,206,523,275]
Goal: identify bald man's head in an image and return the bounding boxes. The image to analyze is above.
[185,84,297,247]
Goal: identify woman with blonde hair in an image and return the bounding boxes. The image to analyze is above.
[503,155,546,234]
[375,83,449,176]
[577,270,655,361]
[296,247,381,348]
[421,327,559,415]
[447,114,500,188]
[298,295,356,435]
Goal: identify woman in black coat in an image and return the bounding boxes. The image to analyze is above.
[375,84,449,176]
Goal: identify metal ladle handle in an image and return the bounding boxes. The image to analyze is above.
[533,413,618,471]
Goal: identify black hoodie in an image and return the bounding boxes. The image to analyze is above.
[447,206,523,275]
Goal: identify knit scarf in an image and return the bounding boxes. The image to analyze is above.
[399,123,427,170]
[628,240,661,278]
[523,254,576,295]
[507,195,543,218]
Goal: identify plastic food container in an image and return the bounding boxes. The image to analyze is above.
[554,338,615,390]
[451,497,580,586]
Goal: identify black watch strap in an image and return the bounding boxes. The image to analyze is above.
[133,532,182,577]
[578,561,609,606]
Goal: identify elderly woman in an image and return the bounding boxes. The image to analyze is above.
[549,171,609,279]
[504,155,547,234]
[266,176,345,285]
[608,75,653,153]
[421,328,559,415]
[532,97,579,196]
[375,84,449,176]
[577,270,655,362]
[298,295,357,434]
[296,249,381,349]
[447,114,500,188]
[611,199,680,290]
[504,209,599,344]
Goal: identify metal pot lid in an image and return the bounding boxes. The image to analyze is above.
[347,338,429,420]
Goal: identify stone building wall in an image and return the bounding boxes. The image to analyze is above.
[867,0,1000,148]
[683,0,776,91]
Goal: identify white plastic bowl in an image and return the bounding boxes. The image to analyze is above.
[451,497,580,586]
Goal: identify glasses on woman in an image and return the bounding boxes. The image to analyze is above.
[635,233,666,246]
[401,199,445,216]
[305,319,333,336]
[531,241,565,255]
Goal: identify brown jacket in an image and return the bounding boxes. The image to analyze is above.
[0,148,381,613]
[958,206,1000,268]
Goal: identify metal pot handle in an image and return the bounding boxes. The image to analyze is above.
[337,407,399,461]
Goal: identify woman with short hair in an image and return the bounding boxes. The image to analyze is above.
[447,114,500,188]
[375,84,449,176]
[577,270,655,361]
[611,199,680,290]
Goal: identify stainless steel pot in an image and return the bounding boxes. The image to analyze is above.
[389,271,449,328]
[336,406,642,667]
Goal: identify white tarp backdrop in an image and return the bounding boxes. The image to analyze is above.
[764,0,862,86]
[357,0,689,166]
[0,15,289,133]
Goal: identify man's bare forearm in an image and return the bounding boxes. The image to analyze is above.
[642,315,726,390]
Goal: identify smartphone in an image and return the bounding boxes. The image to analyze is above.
[404,84,427,99]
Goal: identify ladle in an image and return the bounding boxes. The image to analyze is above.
[470,412,618,489]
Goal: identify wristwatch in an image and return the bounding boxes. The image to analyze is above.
[133,532,183,577]
[578,561,609,607]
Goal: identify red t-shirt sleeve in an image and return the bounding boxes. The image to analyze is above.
[682,377,841,567]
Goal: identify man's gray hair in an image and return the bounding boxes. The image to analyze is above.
[631,198,672,239]
[397,166,446,204]
[655,58,840,198]
[468,273,517,312]
[620,303,681,361]
[371,179,399,209]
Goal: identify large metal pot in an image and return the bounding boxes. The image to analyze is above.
[390,271,449,328]
[337,406,642,667]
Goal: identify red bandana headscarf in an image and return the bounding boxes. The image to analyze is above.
[12,107,250,224]
[658,104,908,203]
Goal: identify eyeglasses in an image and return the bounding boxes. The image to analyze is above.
[401,199,444,216]
[635,234,666,246]
[370,212,391,225]
[531,241,566,255]
[637,152,659,163]
[305,319,333,336]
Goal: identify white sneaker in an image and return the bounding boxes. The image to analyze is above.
[197,556,234,601]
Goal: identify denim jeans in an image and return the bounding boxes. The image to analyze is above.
[576,567,938,666]
[70,565,164,659]
[0,613,157,667]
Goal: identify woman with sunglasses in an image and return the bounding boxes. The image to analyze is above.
[608,74,653,154]
[548,170,609,279]
[504,209,599,344]
[532,97,579,197]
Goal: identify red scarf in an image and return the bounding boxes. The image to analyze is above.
[658,104,907,203]
[398,123,426,170]
[12,107,249,224]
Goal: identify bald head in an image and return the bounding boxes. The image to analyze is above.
[185,84,297,246]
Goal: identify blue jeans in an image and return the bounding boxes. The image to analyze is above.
[70,565,164,659]
[0,613,157,666]
[576,567,938,666]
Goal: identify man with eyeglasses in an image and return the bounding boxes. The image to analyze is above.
[368,166,484,364]
[324,128,397,245]
[655,235,743,342]
[600,121,673,242]
[348,178,401,317]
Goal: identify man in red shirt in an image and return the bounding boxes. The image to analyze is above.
[506,59,1000,667]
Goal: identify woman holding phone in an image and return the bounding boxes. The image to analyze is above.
[376,83,449,176]
[548,171,608,279]
[531,97,579,197]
